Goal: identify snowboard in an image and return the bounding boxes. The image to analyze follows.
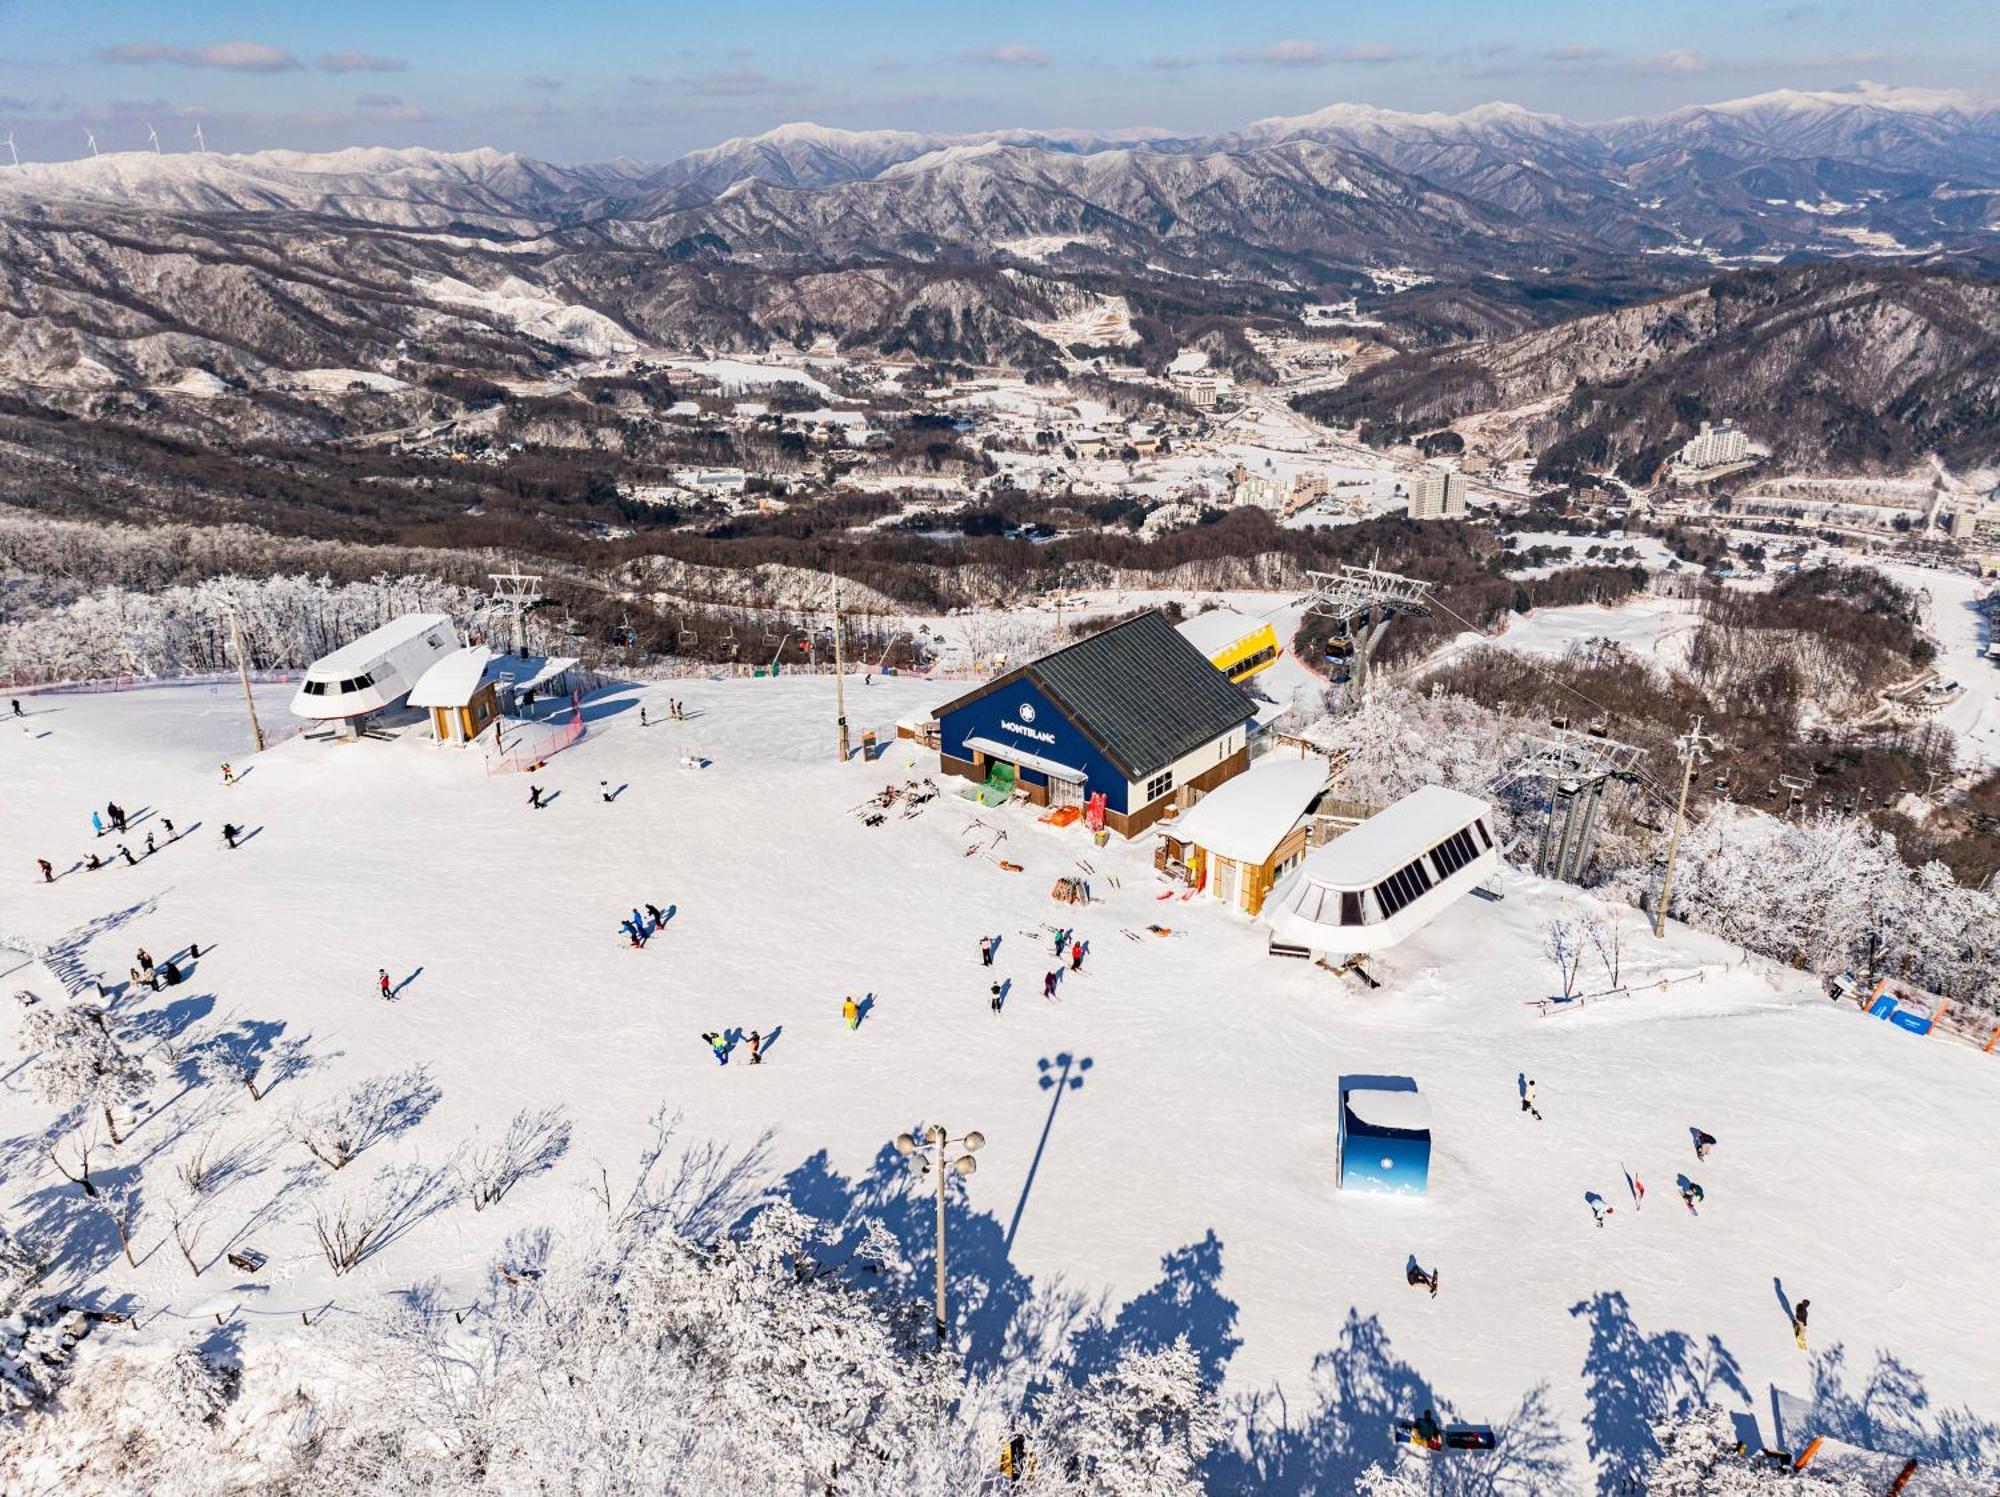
[1393,1421,1496,1453]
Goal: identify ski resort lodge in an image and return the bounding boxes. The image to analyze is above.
[1155,755,1334,915]
[407,648,585,746]
[291,613,458,734]
[1260,785,1500,958]
[1174,606,1281,684]
[931,611,1258,838]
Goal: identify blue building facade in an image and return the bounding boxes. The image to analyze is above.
[937,677,1131,811]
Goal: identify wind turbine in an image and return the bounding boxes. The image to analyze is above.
[84,129,99,157]
[3,132,16,168]
[147,122,160,154]
[193,121,206,154]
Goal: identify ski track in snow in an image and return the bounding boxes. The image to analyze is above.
[1,675,1997,1488]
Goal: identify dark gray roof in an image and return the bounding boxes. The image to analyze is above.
[1028,611,1256,778]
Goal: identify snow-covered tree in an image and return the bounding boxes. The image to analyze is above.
[21,1005,152,1143]
[1642,1407,1877,1495]
[1026,1339,1222,1497]
[152,1344,240,1427]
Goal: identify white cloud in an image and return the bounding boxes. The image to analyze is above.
[319,51,409,75]
[961,44,1050,69]
[1543,44,1607,63]
[1334,43,1417,65]
[1634,49,1709,75]
[96,39,302,74]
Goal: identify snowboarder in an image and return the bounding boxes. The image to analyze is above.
[842,995,860,1030]
[1521,1078,1541,1119]
[645,903,666,929]
[622,920,644,949]
[979,936,993,967]
[1587,1192,1612,1229]
[1791,1299,1810,1349]
[136,948,154,976]
[91,811,105,838]
[220,762,235,786]
[162,818,175,838]
[1070,940,1085,973]
[378,969,393,1001]
[1406,1262,1439,1297]
[527,784,546,810]
[1681,1180,1705,1215]
[747,1030,763,1065]
[640,706,649,728]
[117,843,135,866]
[601,780,614,803]
[144,833,156,857]
[160,960,181,987]
[85,853,103,872]
[9,699,19,717]
[221,824,241,849]
[1693,1129,1717,1160]
[990,981,1004,1014]
[1043,970,1059,1000]
[187,942,202,960]
[1413,1408,1443,1446]
[702,1031,729,1065]
[36,858,53,883]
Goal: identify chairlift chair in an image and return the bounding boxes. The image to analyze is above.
[678,621,699,648]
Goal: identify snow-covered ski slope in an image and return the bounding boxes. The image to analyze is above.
[2,676,1996,1491]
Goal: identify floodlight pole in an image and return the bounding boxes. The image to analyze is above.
[832,575,851,763]
[224,607,265,754]
[896,1123,985,1344]
[1653,715,1712,939]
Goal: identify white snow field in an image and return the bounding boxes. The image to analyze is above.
[3,677,1997,1492]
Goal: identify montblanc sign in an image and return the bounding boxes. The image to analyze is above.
[1001,700,1056,744]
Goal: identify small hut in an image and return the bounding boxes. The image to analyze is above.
[408,646,501,745]
[1338,1081,1430,1196]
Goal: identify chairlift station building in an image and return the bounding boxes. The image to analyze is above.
[932,611,1258,837]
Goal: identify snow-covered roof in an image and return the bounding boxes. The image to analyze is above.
[304,613,453,679]
[1165,757,1328,862]
[407,646,494,708]
[1295,785,1492,889]
[1344,1086,1430,1133]
[1174,607,1269,656]
[499,655,579,694]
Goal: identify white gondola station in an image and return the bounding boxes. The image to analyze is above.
[290,613,458,735]
[1260,785,1500,958]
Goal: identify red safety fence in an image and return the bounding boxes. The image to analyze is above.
[484,692,586,774]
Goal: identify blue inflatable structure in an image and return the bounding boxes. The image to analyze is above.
[1339,1080,1431,1196]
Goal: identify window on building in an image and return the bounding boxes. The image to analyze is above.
[1340,890,1364,925]
[1429,827,1482,879]
[302,680,327,696]
[1228,645,1278,679]
[1145,770,1175,803]
[1473,818,1493,850]
[1372,856,1435,919]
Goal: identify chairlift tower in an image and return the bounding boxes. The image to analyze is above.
[1653,716,1719,939]
[1302,563,1436,702]
[1494,726,1645,883]
[488,566,545,657]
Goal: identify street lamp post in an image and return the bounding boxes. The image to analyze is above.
[895,1123,985,1344]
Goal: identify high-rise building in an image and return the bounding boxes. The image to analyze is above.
[1407,469,1467,521]
[1677,420,1749,470]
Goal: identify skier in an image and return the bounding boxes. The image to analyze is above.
[187,942,202,960]
[9,698,19,717]
[91,811,105,838]
[979,936,993,967]
[36,858,53,883]
[1521,1078,1541,1119]
[640,706,649,728]
[85,853,103,872]
[162,818,175,838]
[645,903,666,930]
[1681,1180,1705,1215]
[527,784,546,810]
[137,948,154,975]
[220,763,235,786]
[1070,940,1085,973]
[1587,1192,1611,1229]
[1054,928,1070,957]
[378,969,394,1001]
[842,995,860,1030]
[221,824,241,850]
[631,906,647,934]
[622,920,644,949]
[117,843,135,866]
[144,833,156,857]
[1693,1129,1717,1160]
[160,960,181,987]
[747,1030,763,1065]
[1791,1298,1810,1349]
[107,802,124,832]
[1043,970,1059,1000]
[601,780,614,803]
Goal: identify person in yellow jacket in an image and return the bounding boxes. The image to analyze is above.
[842,994,859,1030]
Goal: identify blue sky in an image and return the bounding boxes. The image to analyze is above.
[0,1,1990,162]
